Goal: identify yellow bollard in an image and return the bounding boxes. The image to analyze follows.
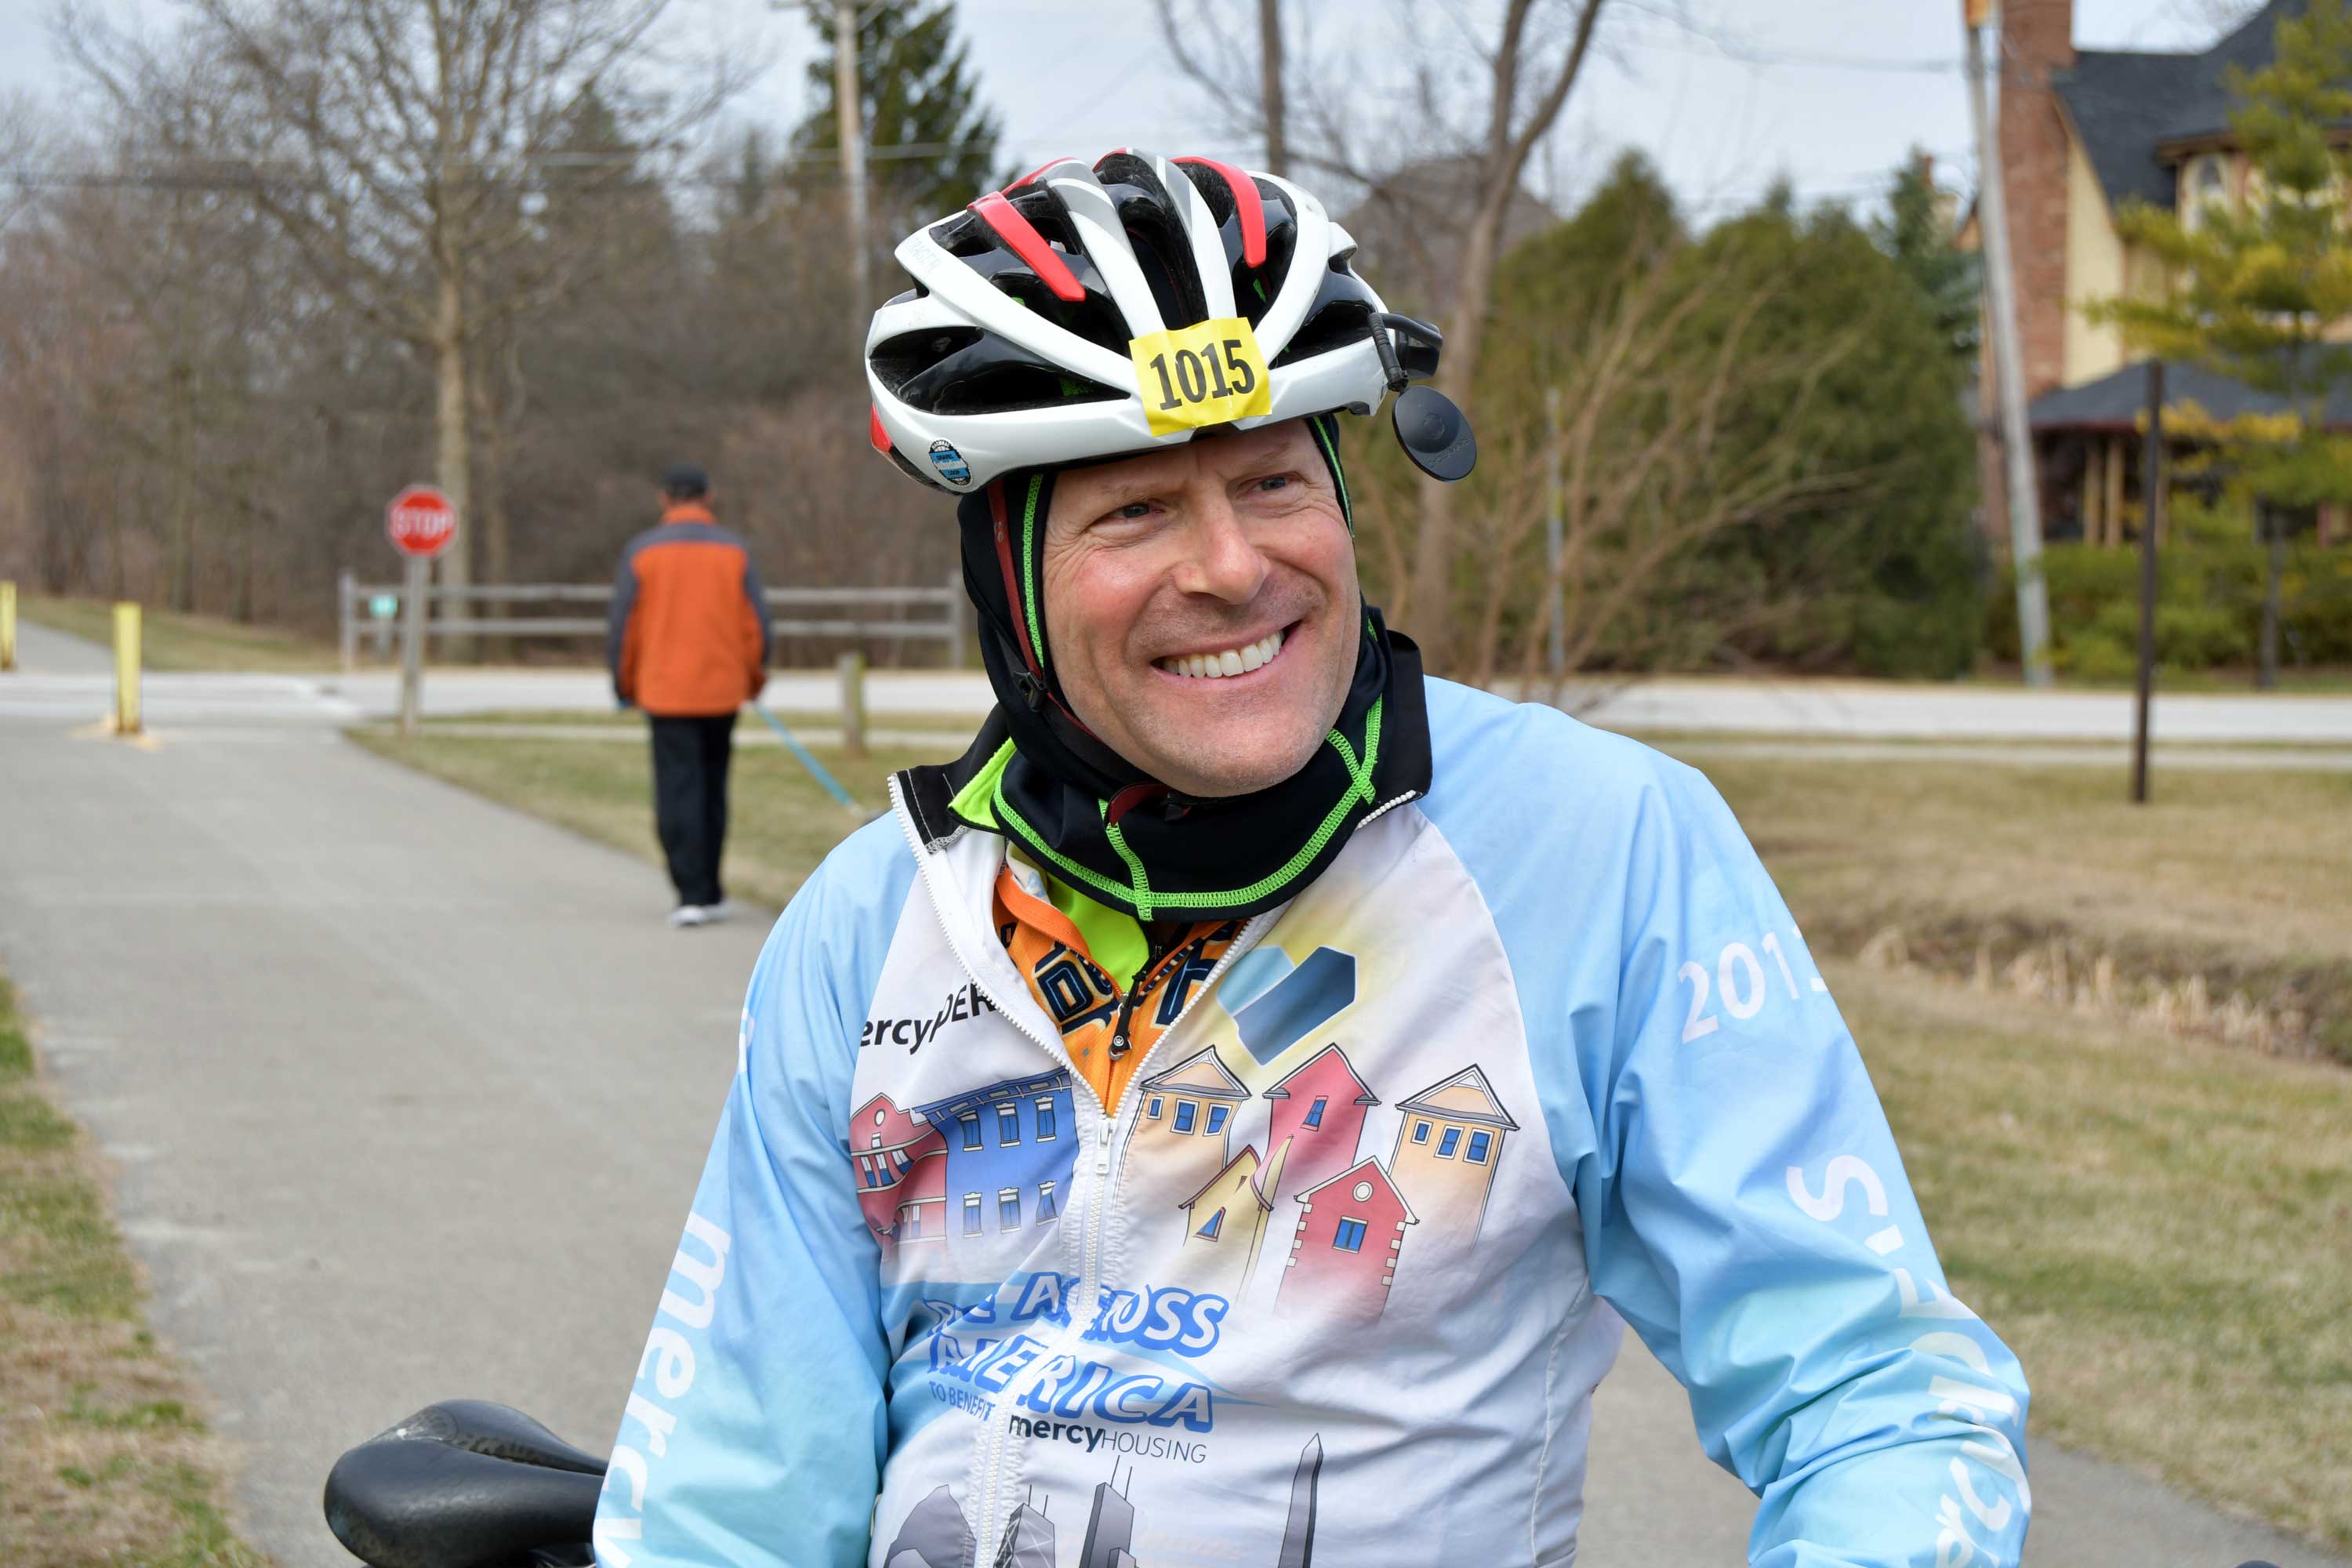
[0,580,15,671]
[113,601,141,735]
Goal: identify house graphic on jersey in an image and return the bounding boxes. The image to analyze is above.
[847,1092,948,1252]
[1177,1140,1290,1298]
[1277,1156,1417,1324]
[1261,1044,1378,1210]
[1134,1046,1247,1203]
[1388,1064,1519,1257]
[911,1070,1077,1246]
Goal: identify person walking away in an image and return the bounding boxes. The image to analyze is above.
[605,463,769,927]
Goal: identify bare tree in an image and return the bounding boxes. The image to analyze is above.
[58,0,737,648]
[1158,0,1610,666]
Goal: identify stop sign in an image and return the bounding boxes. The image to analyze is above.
[386,485,458,560]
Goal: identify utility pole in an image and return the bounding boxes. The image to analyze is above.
[2132,360,2164,804]
[833,0,871,324]
[1259,0,1287,176]
[1963,0,2054,688]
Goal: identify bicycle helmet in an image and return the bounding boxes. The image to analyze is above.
[864,147,1468,493]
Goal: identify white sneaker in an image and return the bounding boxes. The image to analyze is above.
[701,901,733,924]
[668,905,710,928]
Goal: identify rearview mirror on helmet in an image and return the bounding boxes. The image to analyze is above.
[1392,385,1477,482]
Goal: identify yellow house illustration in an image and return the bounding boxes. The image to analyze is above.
[1388,1064,1518,1254]
[1178,1140,1290,1300]
[1133,1046,1248,1204]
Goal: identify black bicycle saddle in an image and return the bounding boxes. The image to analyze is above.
[323,1400,605,1568]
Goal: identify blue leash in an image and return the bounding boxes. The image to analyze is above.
[750,700,862,812]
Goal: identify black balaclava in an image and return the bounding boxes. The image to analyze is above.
[897,414,1431,924]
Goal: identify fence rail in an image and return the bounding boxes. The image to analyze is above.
[337,572,966,671]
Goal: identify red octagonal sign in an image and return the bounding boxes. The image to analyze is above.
[386,485,458,560]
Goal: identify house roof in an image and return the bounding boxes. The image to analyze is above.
[2028,354,2352,430]
[1395,1065,1521,1131]
[1140,1045,1248,1102]
[1262,1042,1379,1105]
[1293,1156,1419,1224]
[2056,1,2299,212]
[1180,1142,1275,1214]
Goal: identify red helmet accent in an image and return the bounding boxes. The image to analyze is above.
[1006,155,1074,193]
[869,403,891,454]
[969,192,1086,303]
[1174,156,1267,267]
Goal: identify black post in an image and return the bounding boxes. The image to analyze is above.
[2132,360,2165,804]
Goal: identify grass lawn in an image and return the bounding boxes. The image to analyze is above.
[16,596,336,674]
[349,728,964,909]
[353,720,2352,1550]
[0,975,271,1567]
[1694,753,2352,1063]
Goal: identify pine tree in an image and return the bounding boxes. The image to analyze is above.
[793,1,1002,221]
[1872,148,1979,362]
[2095,0,2352,686]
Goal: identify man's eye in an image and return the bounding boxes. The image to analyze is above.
[1254,474,1293,492]
[1112,502,1154,521]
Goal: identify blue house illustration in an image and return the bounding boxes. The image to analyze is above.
[912,1070,1079,1241]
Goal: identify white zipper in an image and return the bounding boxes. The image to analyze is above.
[883,775,1402,1563]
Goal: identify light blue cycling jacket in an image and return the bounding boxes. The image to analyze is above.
[594,678,2031,1568]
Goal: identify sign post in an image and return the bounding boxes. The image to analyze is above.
[385,485,458,739]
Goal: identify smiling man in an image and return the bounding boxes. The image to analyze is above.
[597,151,2032,1568]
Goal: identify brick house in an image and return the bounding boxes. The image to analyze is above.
[910,1070,1078,1246]
[1276,1156,1417,1325]
[847,1091,947,1254]
[1991,0,2348,547]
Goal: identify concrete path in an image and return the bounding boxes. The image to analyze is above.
[0,622,2341,1567]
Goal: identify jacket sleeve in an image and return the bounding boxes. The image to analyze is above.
[1574,760,2031,1568]
[593,867,890,1568]
[608,543,641,707]
[739,547,771,703]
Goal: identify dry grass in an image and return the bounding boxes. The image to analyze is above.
[1684,752,2352,1062]
[1845,960,2352,1552]
[16,597,336,674]
[347,728,961,910]
[0,977,271,1567]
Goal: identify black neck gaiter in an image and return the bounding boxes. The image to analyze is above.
[897,418,1431,923]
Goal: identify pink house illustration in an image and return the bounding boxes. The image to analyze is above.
[1277,1156,1416,1324]
[1177,1140,1290,1299]
[1261,1044,1378,1210]
[848,1091,947,1253]
[1388,1064,1518,1256]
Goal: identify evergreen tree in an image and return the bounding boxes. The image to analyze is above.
[1873,147,1980,362]
[793,1,1002,220]
[2095,0,2352,687]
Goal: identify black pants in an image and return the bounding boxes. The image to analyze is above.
[648,714,735,907]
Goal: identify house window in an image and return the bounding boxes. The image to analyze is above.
[1438,1127,1462,1160]
[963,1193,982,1235]
[1148,1097,1163,1120]
[997,1103,1021,1145]
[960,1113,982,1151]
[1467,1131,1493,1164]
[895,1149,913,1172]
[861,1158,879,1189]
[1174,1101,1198,1134]
[1412,1120,1431,1144]
[1197,1208,1225,1240]
[1036,1181,1058,1222]
[1035,1098,1058,1140]
[1304,1095,1328,1129]
[899,1204,922,1239]
[999,1188,1022,1229]
[1334,1218,1367,1253]
[869,1133,883,1149]
[1206,1105,1229,1135]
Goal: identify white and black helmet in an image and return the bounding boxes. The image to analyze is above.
[866,148,1467,493]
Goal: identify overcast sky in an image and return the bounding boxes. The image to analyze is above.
[0,0,2256,223]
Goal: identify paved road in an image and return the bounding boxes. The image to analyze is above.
[9,619,2352,742]
[0,622,2341,1567]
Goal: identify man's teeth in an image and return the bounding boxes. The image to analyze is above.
[1160,630,1285,679]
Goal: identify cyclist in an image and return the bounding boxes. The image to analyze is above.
[593,151,2031,1568]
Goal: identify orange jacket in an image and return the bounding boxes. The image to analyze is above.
[607,504,770,717]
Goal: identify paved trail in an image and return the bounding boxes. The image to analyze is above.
[0,620,2337,1566]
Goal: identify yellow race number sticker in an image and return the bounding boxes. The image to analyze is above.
[1130,316,1274,437]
